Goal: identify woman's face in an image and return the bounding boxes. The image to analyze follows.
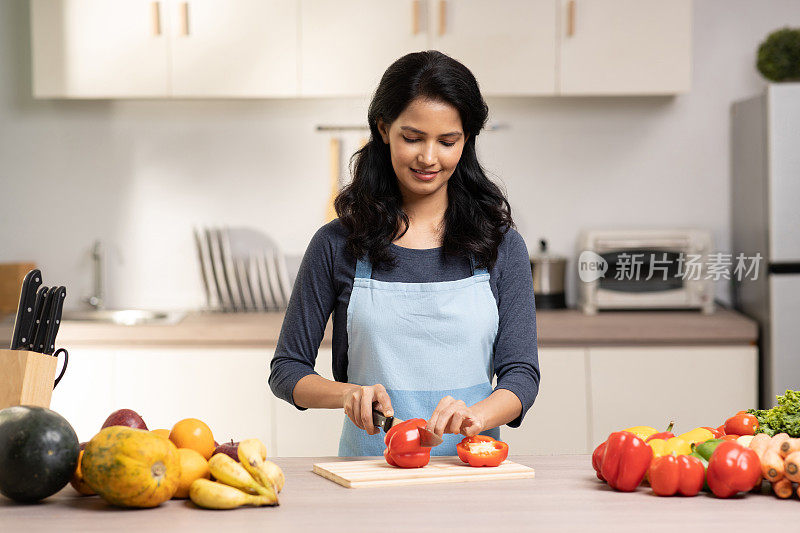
[377,98,468,202]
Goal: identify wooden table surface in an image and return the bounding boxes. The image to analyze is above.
[0,455,789,532]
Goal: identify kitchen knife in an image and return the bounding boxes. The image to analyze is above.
[31,286,56,354]
[372,407,444,447]
[10,269,42,349]
[27,286,49,350]
[42,286,66,355]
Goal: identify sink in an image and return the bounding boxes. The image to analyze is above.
[62,309,186,326]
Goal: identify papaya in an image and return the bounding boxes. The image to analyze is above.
[70,447,96,496]
[82,426,181,507]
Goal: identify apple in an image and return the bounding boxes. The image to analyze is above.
[214,440,240,462]
[101,409,148,430]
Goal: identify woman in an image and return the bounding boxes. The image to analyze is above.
[269,50,539,457]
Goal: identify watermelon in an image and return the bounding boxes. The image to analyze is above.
[0,405,79,502]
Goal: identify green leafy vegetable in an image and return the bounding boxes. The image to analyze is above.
[747,390,800,437]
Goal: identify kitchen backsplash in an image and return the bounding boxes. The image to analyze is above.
[1,0,798,310]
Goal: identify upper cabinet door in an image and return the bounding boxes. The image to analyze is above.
[558,0,692,95]
[428,0,556,96]
[169,0,299,97]
[31,0,169,97]
[300,0,428,97]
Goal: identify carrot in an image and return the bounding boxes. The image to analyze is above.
[762,448,785,482]
[779,438,800,458]
[750,433,771,460]
[769,433,791,453]
[772,478,793,499]
[784,451,800,483]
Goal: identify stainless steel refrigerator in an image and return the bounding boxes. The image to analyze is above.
[732,83,800,408]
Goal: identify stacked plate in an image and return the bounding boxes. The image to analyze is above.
[193,226,294,312]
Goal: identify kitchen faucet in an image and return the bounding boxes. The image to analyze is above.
[85,240,105,310]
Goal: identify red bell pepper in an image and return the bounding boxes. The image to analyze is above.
[600,431,653,492]
[456,435,509,467]
[645,421,675,442]
[649,454,705,497]
[706,441,761,498]
[716,424,726,436]
[592,441,607,481]
[724,413,758,436]
[702,426,723,438]
[384,418,431,468]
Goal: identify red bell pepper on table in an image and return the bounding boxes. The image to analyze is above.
[383,418,431,468]
[648,454,705,496]
[457,435,509,467]
[598,431,653,492]
[705,441,761,498]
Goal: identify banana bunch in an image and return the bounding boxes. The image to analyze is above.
[189,438,283,510]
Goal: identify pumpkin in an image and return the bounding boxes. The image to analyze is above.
[82,426,181,507]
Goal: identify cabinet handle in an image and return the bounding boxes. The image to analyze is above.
[412,0,420,35]
[151,2,161,36]
[567,0,575,37]
[438,0,446,36]
[180,2,190,36]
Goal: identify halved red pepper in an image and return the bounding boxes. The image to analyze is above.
[599,431,653,492]
[384,418,431,468]
[457,435,509,467]
[649,454,705,496]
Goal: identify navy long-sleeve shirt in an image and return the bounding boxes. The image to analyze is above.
[268,219,540,428]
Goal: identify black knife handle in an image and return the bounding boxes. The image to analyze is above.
[44,286,66,356]
[31,287,56,353]
[10,269,42,350]
[28,286,49,350]
[372,407,394,433]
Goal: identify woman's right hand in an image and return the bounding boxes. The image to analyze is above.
[342,384,394,435]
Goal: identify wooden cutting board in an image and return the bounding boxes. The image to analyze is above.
[313,457,535,488]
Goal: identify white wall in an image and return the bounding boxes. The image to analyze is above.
[2,0,799,310]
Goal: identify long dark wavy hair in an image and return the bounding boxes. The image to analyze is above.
[334,50,514,270]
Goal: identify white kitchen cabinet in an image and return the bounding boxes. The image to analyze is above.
[31,0,299,98]
[428,0,556,96]
[272,347,345,457]
[170,0,298,97]
[501,347,590,455]
[50,346,274,446]
[31,0,170,97]
[558,0,692,95]
[299,0,428,97]
[588,345,757,447]
[112,348,274,447]
[49,347,118,442]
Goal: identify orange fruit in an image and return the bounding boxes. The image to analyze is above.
[151,429,170,439]
[169,418,215,460]
[173,448,210,499]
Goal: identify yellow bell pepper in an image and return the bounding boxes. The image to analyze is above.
[677,427,714,445]
[622,426,658,442]
[648,437,691,458]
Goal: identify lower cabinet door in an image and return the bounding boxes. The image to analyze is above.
[49,347,118,443]
[588,346,758,448]
[272,347,346,457]
[500,348,590,455]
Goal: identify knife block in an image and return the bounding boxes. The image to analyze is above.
[0,349,57,411]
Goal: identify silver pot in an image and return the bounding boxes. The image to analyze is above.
[530,239,567,309]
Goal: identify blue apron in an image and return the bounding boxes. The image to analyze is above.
[338,253,500,456]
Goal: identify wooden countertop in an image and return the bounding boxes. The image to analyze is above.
[0,455,786,532]
[0,308,757,349]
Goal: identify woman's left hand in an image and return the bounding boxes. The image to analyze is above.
[426,396,485,437]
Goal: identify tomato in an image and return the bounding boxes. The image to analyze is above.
[724,413,758,436]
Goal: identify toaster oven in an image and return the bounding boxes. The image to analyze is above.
[577,229,715,314]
